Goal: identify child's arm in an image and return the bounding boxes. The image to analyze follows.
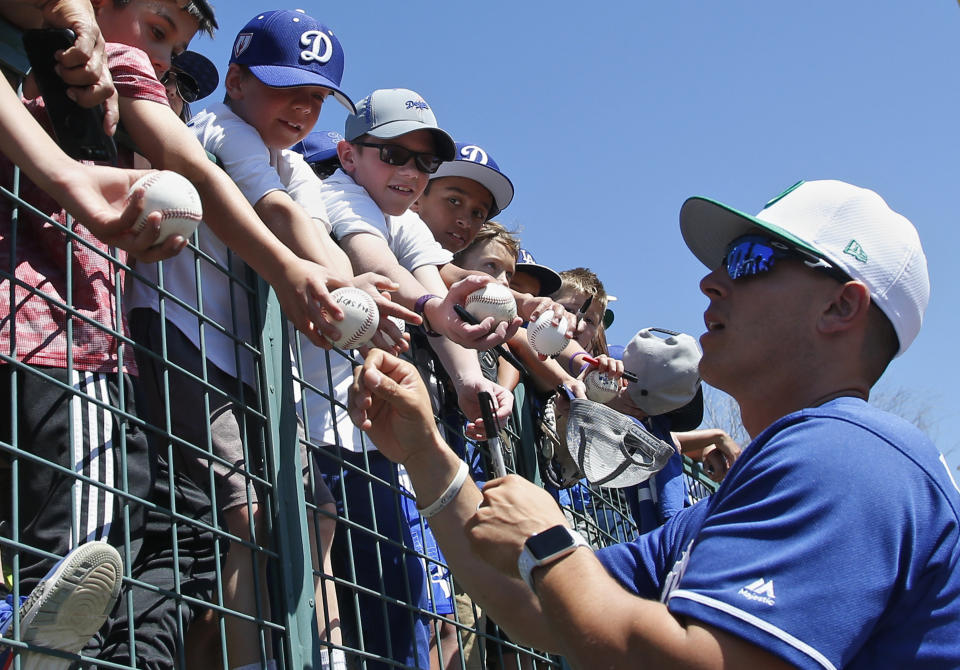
[411,265,513,434]
[119,96,344,347]
[255,191,352,279]
[340,233,519,351]
[256,191,419,350]
[0,81,181,259]
[497,353,521,392]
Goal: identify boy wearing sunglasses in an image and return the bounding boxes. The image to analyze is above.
[309,89,523,669]
[349,179,959,670]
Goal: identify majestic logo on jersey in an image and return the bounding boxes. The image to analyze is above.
[739,578,776,606]
[233,33,253,58]
[300,30,334,64]
[660,539,694,602]
[460,145,488,164]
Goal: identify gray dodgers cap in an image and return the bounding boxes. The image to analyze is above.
[344,88,456,161]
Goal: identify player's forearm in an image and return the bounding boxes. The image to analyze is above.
[399,440,556,649]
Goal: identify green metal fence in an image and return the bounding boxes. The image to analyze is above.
[0,34,718,670]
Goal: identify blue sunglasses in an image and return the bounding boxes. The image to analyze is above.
[722,234,849,282]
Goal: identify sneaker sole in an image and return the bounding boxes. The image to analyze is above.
[18,542,123,650]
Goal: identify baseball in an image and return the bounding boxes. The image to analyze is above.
[327,287,379,349]
[584,369,620,404]
[464,283,517,324]
[527,311,569,357]
[129,170,202,244]
[382,315,407,348]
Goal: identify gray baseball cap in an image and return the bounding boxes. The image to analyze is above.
[344,88,455,161]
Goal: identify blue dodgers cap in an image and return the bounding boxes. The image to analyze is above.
[171,50,219,101]
[229,9,355,113]
[429,142,514,218]
[292,129,344,164]
[344,88,455,161]
[514,248,562,297]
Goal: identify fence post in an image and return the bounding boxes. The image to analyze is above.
[254,277,320,669]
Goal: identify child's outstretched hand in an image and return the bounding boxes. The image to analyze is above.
[350,272,421,354]
[274,259,349,348]
[430,275,522,350]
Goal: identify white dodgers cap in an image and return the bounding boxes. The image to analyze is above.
[680,179,930,356]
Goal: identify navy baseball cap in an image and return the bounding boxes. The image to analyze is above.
[229,9,355,113]
[430,142,514,218]
[515,248,562,297]
[171,50,219,101]
[344,88,455,161]
[292,129,344,164]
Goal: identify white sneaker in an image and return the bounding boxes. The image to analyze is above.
[0,541,123,669]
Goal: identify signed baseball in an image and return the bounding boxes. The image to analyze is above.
[584,369,620,404]
[464,283,517,324]
[327,287,379,349]
[527,311,569,357]
[129,170,202,244]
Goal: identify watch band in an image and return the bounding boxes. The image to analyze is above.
[517,526,588,592]
[414,293,441,337]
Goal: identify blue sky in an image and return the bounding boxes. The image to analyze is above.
[186,1,960,469]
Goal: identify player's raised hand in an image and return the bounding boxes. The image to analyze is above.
[349,349,441,465]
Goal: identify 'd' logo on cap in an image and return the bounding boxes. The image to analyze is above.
[300,30,333,64]
[405,99,429,110]
[234,33,253,58]
[459,145,488,164]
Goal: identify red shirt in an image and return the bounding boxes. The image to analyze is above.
[0,43,169,373]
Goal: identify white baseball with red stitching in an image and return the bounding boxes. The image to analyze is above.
[464,283,517,324]
[584,369,620,403]
[528,311,569,357]
[328,287,379,349]
[382,315,407,348]
[129,170,203,244]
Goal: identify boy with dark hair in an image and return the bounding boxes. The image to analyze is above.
[410,141,514,253]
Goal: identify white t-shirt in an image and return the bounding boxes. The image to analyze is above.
[126,103,331,385]
[298,169,452,452]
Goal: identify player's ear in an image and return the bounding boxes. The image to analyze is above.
[819,280,871,336]
[90,0,106,10]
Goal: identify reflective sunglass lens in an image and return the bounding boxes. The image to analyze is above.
[177,73,200,102]
[414,154,442,174]
[724,239,776,280]
[379,145,413,167]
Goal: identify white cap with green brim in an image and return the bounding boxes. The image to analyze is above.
[679,179,929,356]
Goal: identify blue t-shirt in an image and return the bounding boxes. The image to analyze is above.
[596,397,960,669]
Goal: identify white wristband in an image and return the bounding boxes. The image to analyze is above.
[417,460,469,518]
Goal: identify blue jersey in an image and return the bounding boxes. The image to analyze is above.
[597,397,960,669]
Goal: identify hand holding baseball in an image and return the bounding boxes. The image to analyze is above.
[426,275,522,350]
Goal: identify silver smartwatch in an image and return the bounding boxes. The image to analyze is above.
[517,525,588,591]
